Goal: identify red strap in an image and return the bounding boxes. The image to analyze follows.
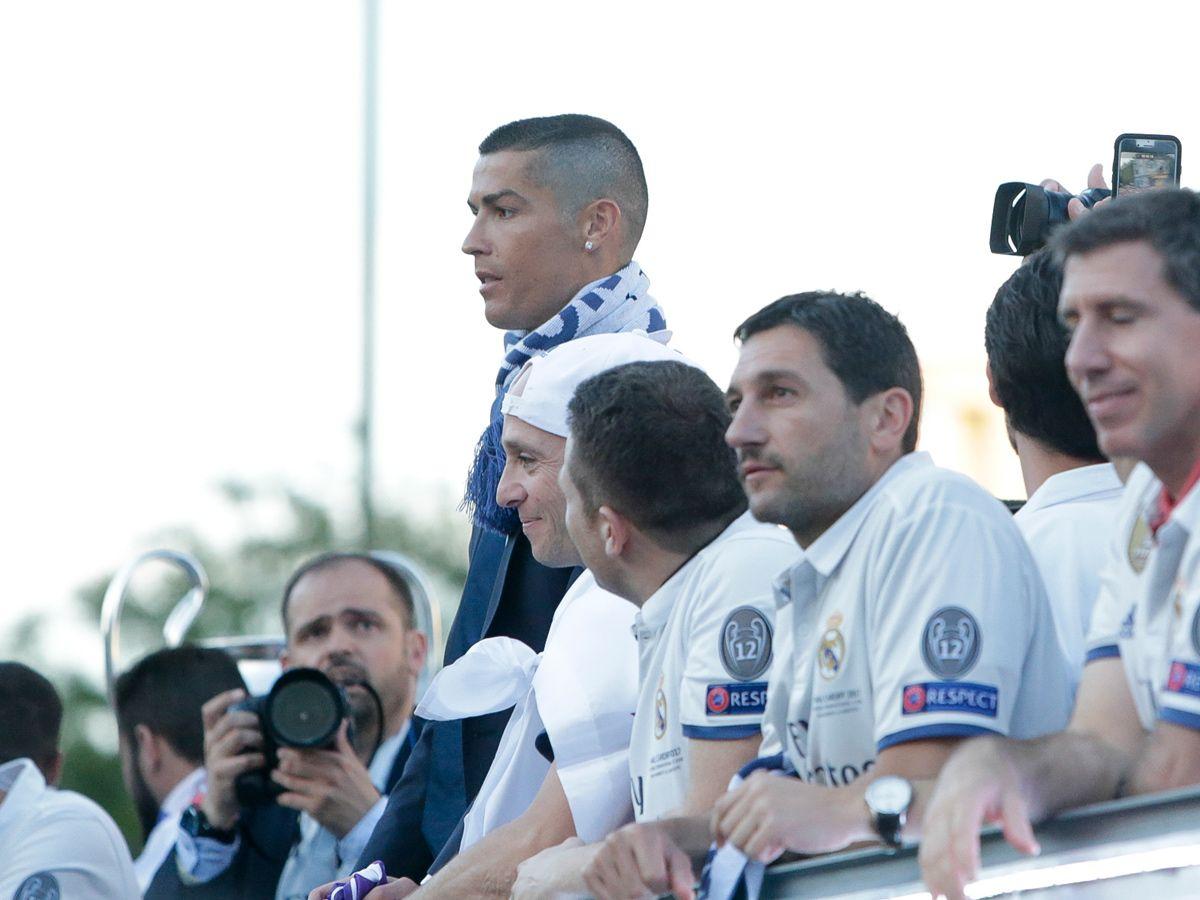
[1150,457,1200,535]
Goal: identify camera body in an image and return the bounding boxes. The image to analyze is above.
[989,183,1110,256]
[231,666,350,806]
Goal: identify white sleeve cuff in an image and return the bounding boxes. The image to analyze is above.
[336,797,387,868]
[175,823,241,884]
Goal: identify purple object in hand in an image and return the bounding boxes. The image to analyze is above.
[329,860,387,900]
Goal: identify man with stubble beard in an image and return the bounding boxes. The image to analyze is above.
[146,553,427,900]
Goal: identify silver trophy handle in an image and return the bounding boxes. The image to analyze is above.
[100,549,209,707]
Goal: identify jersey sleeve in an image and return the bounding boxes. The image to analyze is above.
[0,809,139,899]
[1155,559,1200,731]
[1085,560,1130,663]
[678,534,796,740]
[868,501,1040,752]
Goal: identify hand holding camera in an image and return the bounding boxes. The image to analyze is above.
[271,720,381,839]
[200,668,382,839]
[199,687,266,831]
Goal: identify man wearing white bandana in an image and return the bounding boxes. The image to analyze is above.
[355,115,671,884]
[511,359,799,899]
[311,334,690,900]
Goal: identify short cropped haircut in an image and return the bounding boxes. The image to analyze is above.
[479,114,648,253]
[1052,187,1200,312]
[566,361,747,553]
[986,251,1103,461]
[114,646,245,766]
[734,292,923,452]
[0,662,62,773]
[280,553,416,635]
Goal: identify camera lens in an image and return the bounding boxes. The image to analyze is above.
[266,669,346,747]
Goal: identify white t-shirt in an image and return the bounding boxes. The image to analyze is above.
[416,570,639,846]
[1086,463,1200,731]
[629,512,800,821]
[0,757,140,898]
[1015,463,1124,671]
[135,765,206,892]
[760,452,1074,785]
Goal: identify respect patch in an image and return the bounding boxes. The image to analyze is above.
[901,681,998,718]
[706,681,768,716]
[1166,661,1200,698]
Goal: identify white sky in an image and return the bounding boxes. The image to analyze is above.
[2,0,1198,668]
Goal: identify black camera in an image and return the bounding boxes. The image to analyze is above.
[989,183,1111,256]
[231,667,350,806]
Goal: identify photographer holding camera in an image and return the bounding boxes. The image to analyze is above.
[146,553,428,900]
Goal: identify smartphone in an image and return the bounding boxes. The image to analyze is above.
[1112,133,1182,197]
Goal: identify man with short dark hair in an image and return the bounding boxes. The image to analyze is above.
[115,645,246,891]
[0,661,140,897]
[922,189,1200,900]
[357,113,669,880]
[147,553,426,899]
[511,359,798,898]
[985,250,1123,668]
[572,292,1073,900]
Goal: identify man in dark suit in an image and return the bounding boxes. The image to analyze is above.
[146,553,427,899]
[353,113,668,882]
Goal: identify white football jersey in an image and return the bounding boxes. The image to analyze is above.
[1086,463,1200,731]
[760,452,1074,785]
[628,512,799,821]
[0,758,140,899]
[1014,462,1123,671]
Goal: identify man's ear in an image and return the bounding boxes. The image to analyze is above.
[581,198,622,252]
[134,723,162,774]
[985,362,1002,408]
[597,505,631,558]
[406,629,429,679]
[864,387,914,455]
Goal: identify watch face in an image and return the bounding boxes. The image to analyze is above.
[866,776,913,815]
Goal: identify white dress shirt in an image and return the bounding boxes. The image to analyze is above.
[135,765,207,892]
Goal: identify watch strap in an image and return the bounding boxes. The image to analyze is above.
[182,803,238,844]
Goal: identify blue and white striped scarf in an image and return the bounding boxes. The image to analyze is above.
[463,260,668,534]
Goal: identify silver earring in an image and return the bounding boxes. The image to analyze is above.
[584,240,594,251]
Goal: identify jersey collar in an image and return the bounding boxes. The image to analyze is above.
[775,452,932,606]
[1150,456,1200,536]
[1020,463,1122,517]
[0,758,46,842]
[636,511,756,634]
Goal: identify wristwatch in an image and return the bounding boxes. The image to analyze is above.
[864,776,913,849]
[180,803,238,845]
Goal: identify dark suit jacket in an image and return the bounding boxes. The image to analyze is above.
[355,529,579,879]
[145,726,416,899]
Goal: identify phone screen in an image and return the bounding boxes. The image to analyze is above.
[1114,136,1180,195]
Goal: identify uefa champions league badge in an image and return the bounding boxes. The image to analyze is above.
[13,873,60,900]
[720,606,773,681]
[921,607,981,680]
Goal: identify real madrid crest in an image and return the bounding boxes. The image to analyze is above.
[719,606,773,681]
[818,612,846,680]
[1128,514,1153,574]
[654,675,668,740]
[922,606,981,680]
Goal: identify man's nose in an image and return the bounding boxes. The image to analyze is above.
[462,215,487,257]
[495,463,526,509]
[726,402,764,450]
[1064,319,1110,390]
